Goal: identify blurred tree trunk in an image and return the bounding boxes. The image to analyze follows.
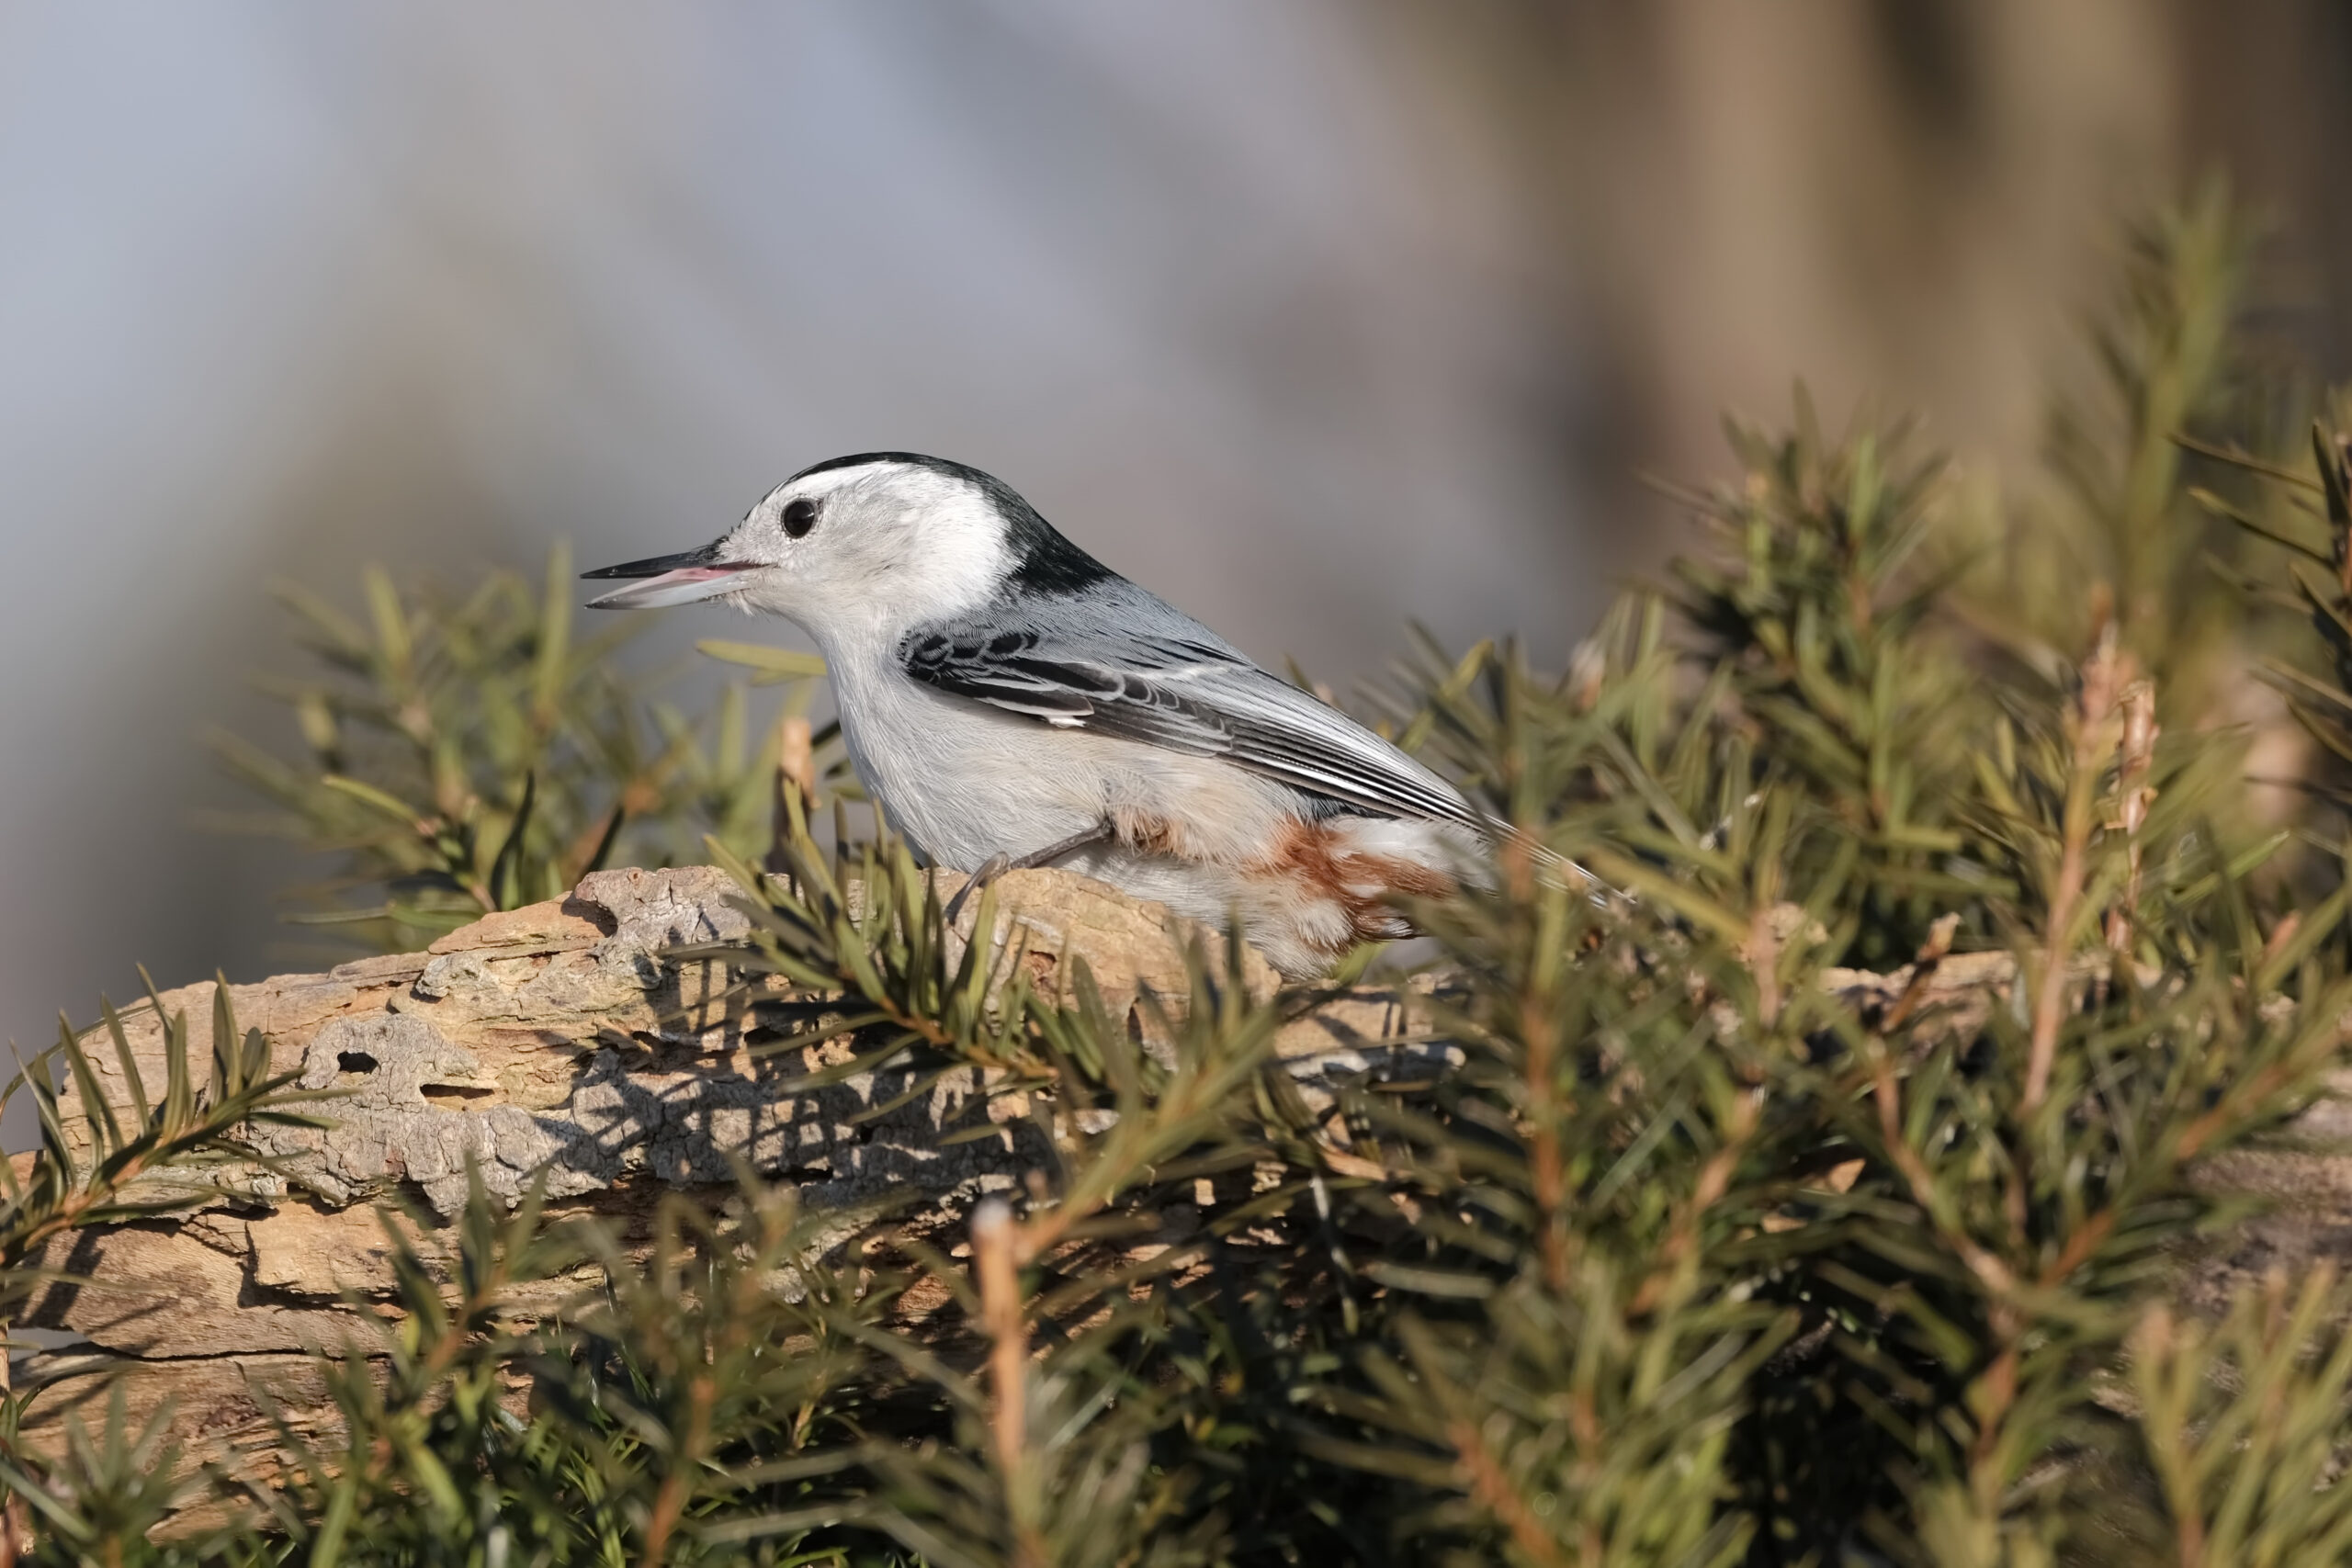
[1363,1,2352,574]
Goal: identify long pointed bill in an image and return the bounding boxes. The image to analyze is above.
[581,543,763,610]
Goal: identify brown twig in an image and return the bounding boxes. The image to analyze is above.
[637,1370,715,1568]
[2025,625,2132,1112]
[769,713,815,875]
[1871,1047,2015,1298]
[1745,903,1784,1030]
[1629,1089,1760,1315]
[2105,679,2159,956]
[1446,1415,1568,1568]
[972,1200,1046,1568]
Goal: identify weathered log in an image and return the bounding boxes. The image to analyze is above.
[12,864,1453,1503]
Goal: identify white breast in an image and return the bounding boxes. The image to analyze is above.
[820,633,1472,976]
[830,648,1107,865]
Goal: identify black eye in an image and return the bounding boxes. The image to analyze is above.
[782,497,819,538]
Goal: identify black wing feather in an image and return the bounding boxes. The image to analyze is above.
[899,590,1485,830]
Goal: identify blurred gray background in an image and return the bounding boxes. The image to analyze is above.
[5,0,2352,1054]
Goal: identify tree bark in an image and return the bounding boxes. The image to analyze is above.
[12,864,1453,1511]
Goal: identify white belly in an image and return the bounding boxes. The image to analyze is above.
[834,665,1084,862]
[825,649,1470,976]
[835,665,1285,864]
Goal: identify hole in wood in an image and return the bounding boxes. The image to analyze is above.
[336,1052,379,1074]
[421,1083,495,1102]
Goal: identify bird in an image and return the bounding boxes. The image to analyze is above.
[582,453,1490,978]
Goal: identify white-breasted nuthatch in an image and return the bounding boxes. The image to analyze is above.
[584,453,1488,976]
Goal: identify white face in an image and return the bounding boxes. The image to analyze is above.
[584,459,1014,649]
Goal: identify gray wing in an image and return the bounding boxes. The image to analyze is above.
[899,584,1487,831]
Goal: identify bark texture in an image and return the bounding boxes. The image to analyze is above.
[12,864,1451,1497]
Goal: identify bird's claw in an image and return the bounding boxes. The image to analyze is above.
[943,853,1012,928]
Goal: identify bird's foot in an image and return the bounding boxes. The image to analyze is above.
[941,821,1116,927]
[943,852,1012,927]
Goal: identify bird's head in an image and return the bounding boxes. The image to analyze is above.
[582,453,1111,645]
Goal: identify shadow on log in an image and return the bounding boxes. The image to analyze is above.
[12,864,1453,1514]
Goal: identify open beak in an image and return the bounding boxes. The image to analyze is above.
[581,542,762,610]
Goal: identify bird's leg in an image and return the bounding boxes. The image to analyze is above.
[1011,818,1119,868]
[943,820,1116,926]
[943,854,1012,927]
